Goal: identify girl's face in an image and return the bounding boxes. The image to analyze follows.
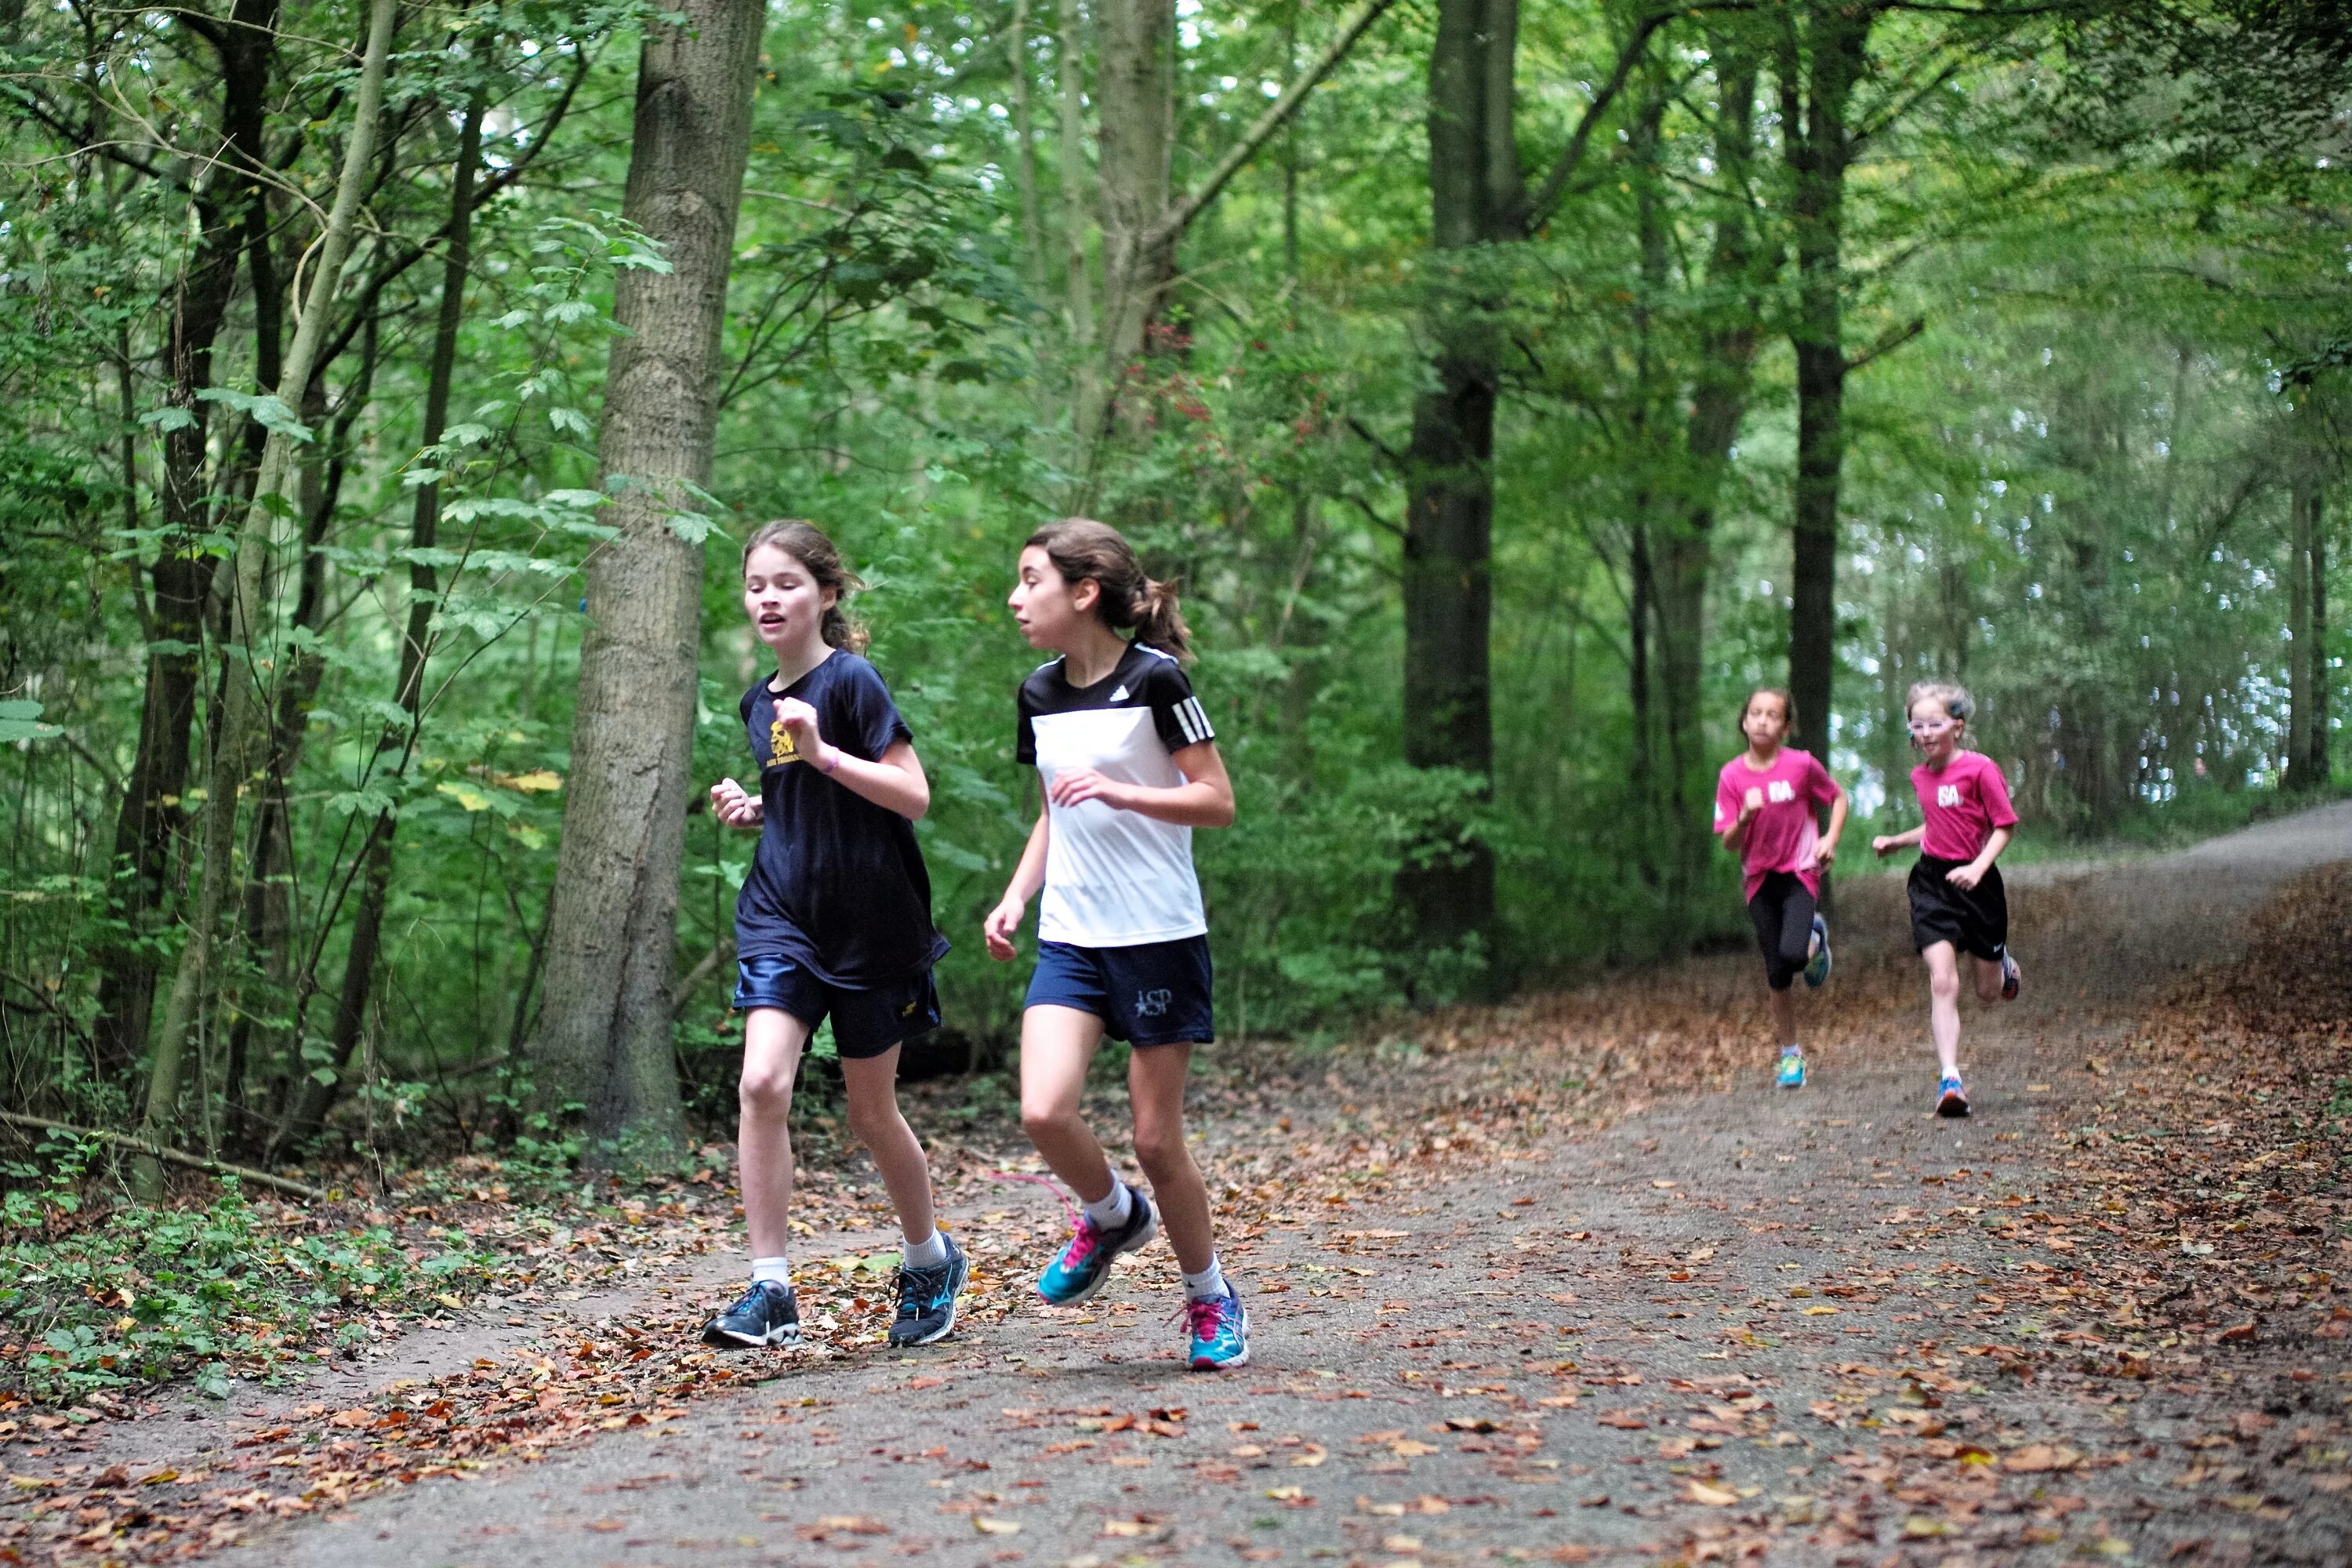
[1007,546,1097,652]
[742,543,836,659]
[1742,694,1790,751]
[1909,700,1963,763]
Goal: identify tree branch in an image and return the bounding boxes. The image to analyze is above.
[1519,8,1677,235]
[1845,314,1924,374]
[0,1110,327,1201]
[1151,0,1401,249]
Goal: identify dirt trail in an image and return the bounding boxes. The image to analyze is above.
[20,802,2352,1567]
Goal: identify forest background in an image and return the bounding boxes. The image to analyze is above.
[0,0,2347,1184]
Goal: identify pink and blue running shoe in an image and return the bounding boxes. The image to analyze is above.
[1185,1283,1251,1370]
[1037,1181,1158,1306]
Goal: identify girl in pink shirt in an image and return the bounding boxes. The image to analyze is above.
[1871,681,2023,1117]
[1715,688,1848,1090]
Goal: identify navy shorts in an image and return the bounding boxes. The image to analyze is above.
[731,955,940,1059]
[1025,936,1214,1047]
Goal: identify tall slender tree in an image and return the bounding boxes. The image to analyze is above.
[528,0,767,1150]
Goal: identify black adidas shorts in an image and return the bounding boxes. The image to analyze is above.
[1907,855,2008,962]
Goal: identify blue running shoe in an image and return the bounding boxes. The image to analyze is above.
[1803,914,1831,988]
[702,1279,801,1348]
[1935,1074,1970,1119]
[1998,949,2021,1000]
[1777,1047,1806,1090]
[1185,1284,1251,1370]
[1038,1182,1157,1306]
[890,1234,969,1347]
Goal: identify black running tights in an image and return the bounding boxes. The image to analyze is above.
[1747,871,1817,993]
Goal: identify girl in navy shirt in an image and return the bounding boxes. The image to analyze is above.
[701,521,964,1350]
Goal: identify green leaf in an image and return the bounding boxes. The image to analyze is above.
[137,406,198,432]
[194,387,314,443]
[666,511,721,546]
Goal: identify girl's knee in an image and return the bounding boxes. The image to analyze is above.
[739,1068,793,1115]
[1928,968,1962,1002]
[1020,1098,1079,1142]
[1131,1121,1189,1173]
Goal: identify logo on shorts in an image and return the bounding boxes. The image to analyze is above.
[1936,784,1962,808]
[901,999,919,1017]
[1134,987,1173,1019]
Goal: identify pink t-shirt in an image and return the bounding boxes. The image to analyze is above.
[1911,750,2018,862]
[1714,749,1842,900]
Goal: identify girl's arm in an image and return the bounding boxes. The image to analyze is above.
[776,696,929,818]
[1944,825,2013,890]
[1817,792,1851,865]
[815,738,931,820]
[1872,823,1925,858]
[1045,739,1236,828]
[983,806,1052,960]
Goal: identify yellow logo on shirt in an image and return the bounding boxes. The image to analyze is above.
[768,714,800,768]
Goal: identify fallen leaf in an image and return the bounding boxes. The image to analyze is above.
[1686,1481,1740,1506]
[973,1517,1021,1535]
[2002,1443,2083,1474]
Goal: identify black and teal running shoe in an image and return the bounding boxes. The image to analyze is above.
[702,1279,802,1348]
[1803,914,1832,988]
[889,1234,970,1347]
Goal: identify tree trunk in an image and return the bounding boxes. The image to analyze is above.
[1782,5,1871,764]
[277,90,485,1154]
[2314,485,2331,784]
[1057,0,1095,431]
[1396,0,1519,960]
[93,0,281,1080]
[2288,474,2323,789]
[528,0,764,1152]
[1656,46,1761,909]
[136,0,397,1197]
[1010,0,1047,296]
[1091,0,1176,435]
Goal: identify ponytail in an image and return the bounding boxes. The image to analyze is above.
[742,519,870,654]
[1025,517,1192,660]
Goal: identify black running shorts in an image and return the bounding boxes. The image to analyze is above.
[1907,855,2008,961]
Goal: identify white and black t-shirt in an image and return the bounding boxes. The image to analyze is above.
[1015,641,1215,948]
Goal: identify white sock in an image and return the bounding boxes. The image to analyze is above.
[750,1255,791,1288]
[1182,1257,1228,1302]
[1782,1044,1802,1055]
[1080,1176,1132,1230]
[902,1229,948,1269]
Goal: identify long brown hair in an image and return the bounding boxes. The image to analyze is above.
[742,519,869,653]
[1024,517,1192,660]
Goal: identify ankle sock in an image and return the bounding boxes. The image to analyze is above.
[1781,1044,1802,1055]
[1182,1257,1228,1302]
[750,1255,791,1289]
[1080,1176,1132,1231]
[902,1229,949,1270]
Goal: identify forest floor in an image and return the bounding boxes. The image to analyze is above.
[4,800,2350,1568]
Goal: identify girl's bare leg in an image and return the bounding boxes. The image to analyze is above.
[1971,955,2006,1004]
[1128,1043,1214,1276]
[1769,986,1798,1049]
[839,1045,937,1244]
[1018,1005,1115,1203]
[1922,941,1963,1079]
[739,1008,812,1258]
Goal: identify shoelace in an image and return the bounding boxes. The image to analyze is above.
[1183,1294,1227,1343]
[1056,1215,1106,1269]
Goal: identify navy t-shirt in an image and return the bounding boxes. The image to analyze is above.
[734,652,949,987]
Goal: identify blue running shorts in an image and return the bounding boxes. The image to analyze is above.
[1025,936,1214,1047]
[732,955,940,1058]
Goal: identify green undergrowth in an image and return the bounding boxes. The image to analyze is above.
[0,1184,495,1405]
